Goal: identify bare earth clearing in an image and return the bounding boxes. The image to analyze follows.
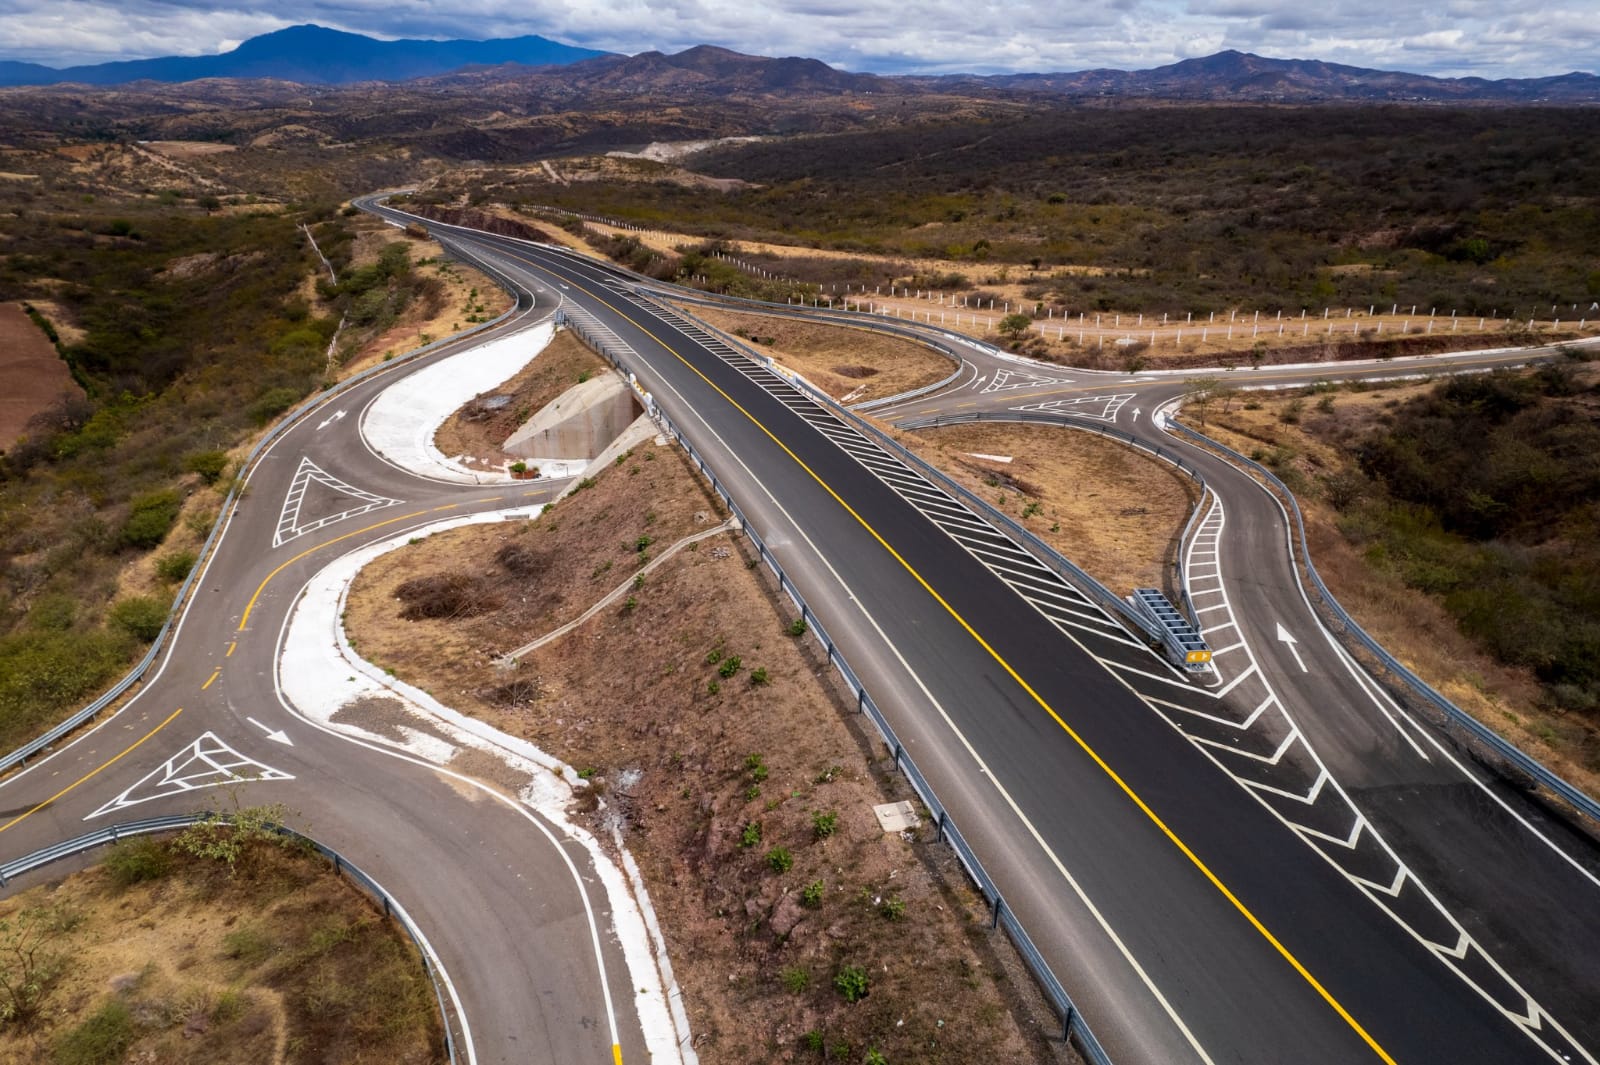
[344,444,1067,1065]
[0,835,442,1065]
[1193,380,1600,802]
[675,305,953,404]
[432,329,606,468]
[0,302,81,452]
[892,422,1197,597]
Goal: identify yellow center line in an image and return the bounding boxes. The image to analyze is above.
[201,669,221,691]
[432,503,460,512]
[554,265,1398,1064]
[225,641,237,658]
[238,509,433,631]
[612,1044,623,1065]
[0,707,185,834]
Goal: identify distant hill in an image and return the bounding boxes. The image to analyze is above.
[954,50,1600,103]
[1,31,1594,104]
[0,24,608,87]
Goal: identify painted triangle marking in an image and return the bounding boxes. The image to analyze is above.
[274,456,399,547]
[85,731,294,820]
[1010,392,1134,422]
[980,368,1076,394]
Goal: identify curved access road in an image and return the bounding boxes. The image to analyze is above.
[0,266,665,1065]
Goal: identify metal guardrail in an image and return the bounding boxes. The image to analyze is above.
[1168,417,1600,826]
[0,254,531,778]
[0,813,463,1063]
[558,313,1113,1064]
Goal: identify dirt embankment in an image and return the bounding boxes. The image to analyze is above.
[0,302,82,453]
[344,443,1067,1064]
[891,421,1198,597]
[432,330,607,468]
[679,305,955,403]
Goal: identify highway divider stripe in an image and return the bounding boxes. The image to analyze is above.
[545,261,1399,1065]
[237,509,434,632]
[0,707,184,834]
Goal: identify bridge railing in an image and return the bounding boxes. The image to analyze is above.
[558,311,1115,1065]
[0,813,465,1063]
[1168,417,1600,827]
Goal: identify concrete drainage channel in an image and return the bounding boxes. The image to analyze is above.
[556,307,1116,1065]
[0,814,469,1065]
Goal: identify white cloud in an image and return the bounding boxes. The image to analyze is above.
[0,0,1592,78]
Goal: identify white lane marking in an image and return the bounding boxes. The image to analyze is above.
[577,314,1219,1064]
[86,731,293,819]
[245,716,294,746]
[316,409,347,430]
[1171,488,1597,1063]
[1275,623,1308,673]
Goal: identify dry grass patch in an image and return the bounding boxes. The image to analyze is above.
[893,422,1197,596]
[678,306,953,403]
[432,330,607,467]
[0,831,442,1065]
[344,445,1067,1064]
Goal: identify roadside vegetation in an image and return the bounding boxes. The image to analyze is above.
[343,444,1065,1064]
[469,107,1599,319]
[1194,357,1600,791]
[0,810,443,1064]
[0,176,492,754]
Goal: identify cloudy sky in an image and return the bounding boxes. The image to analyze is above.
[0,0,1595,78]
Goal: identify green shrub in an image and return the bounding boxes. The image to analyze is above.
[52,998,136,1065]
[780,966,810,993]
[154,550,196,584]
[750,667,770,685]
[247,386,301,426]
[787,617,807,637]
[739,821,762,848]
[879,896,906,922]
[801,879,825,907]
[802,1030,824,1052]
[865,1049,888,1065]
[184,449,230,485]
[109,596,167,642]
[811,811,838,840]
[221,925,272,963]
[104,837,171,887]
[121,490,181,549]
[833,964,869,1003]
[744,753,768,782]
[767,847,793,874]
[718,655,742,679]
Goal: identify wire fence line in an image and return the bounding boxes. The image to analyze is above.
[0,273,531,779]
[0,813,465,1064]
[1168,418,1600,828]
[557,311,1115,1064]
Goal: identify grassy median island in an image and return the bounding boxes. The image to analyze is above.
[0,814,444,1065]
[344,443,1069,1064]
[1190,359,1600,802]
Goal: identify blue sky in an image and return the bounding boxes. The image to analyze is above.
[0,0,1594,78]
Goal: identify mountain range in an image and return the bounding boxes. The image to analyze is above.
[0,25,1595,104]
[0,25,606,87]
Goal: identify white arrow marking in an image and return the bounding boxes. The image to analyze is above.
[246,717,294,746]
[315,409,347,430]
[1276,622,1308,672]
[1130,406,1142,421]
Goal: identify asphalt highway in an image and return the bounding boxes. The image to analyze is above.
[368,207,1600,1065]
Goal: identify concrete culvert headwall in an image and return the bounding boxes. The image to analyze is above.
[502,371,643,462]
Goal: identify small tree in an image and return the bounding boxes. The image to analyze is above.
[998,313,1033,340]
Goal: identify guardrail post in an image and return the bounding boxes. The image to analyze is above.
[992,894,1005,930]
[1063,1004,1075,1043]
